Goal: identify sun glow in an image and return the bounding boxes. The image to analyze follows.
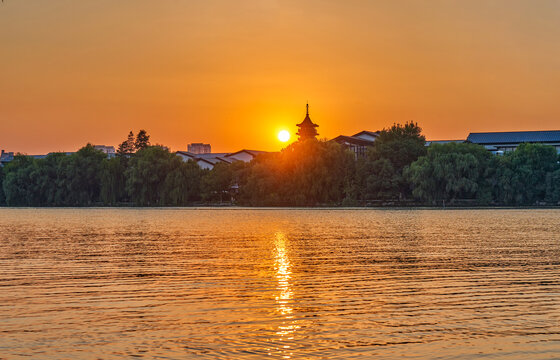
[278,130,290,142]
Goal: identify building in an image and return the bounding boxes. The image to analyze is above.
[352,131,379,142]
[296,103,319,141]
[187,143,211,154]
[93,145,116,155]
[466,130,560,154]
[176,149,268,170]
[194,152,232,170]
[226,149,268,162]
[330,131,378,158]
[0,150,14,167]
[0,150,72,166]
[425,140,465,146]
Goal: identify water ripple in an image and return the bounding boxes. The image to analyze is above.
[0,208,559,359]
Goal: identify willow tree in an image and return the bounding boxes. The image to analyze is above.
[59,144,107,206]
[358,121,426,201]
[2,155,36,206]
[126,146,203,206]
[495,143,559,205]
[405,142,495,204]
[0,165,5,205]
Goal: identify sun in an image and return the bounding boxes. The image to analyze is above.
[278,130,290,142]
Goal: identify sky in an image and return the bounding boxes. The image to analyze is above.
[1,0,559,154]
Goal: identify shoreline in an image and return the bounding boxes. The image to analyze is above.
[1,205,559,210]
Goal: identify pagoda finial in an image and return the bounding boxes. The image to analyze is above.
[306,102,309,116]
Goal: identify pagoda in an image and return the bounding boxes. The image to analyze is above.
[296,103,319,141]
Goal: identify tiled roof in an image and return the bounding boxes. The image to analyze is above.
[425,140,465,146]
[244,150,269,156]
[176,151,197,158]
[197,153,230,159]
[330,135,375,146]
[467,131,560,144]
[225,150,268,158]
[352,131,379,138]
[216,156,234,163]
[196,158,215,166]
[177,150,268,167]
[297,115,319,128]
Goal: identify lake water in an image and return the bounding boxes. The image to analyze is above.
[0,208,559,359]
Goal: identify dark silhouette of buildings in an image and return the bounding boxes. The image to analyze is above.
[296,103,319,141]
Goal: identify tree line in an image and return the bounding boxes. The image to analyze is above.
[1,124,560,207]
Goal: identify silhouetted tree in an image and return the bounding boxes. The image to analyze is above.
[202,162,234,203]
[358,121,426,200]
[126,146,168,206]
[126,146,203,206]
[33,153,68,205]
[235,140,353,206]
[58,144,107,205]
[134,130,150,151]
[100,156,128,205]
[117,131,135,155]
[162,158,204,205]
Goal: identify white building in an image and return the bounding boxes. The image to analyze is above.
[176,149,268,170]
[352,131,379,142]
[226,150,268,162]
[330,131,378,158]
[93,145,116,155]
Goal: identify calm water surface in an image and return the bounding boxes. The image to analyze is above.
[0,208,559,359]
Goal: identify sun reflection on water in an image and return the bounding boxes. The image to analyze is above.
[273,232,299,358]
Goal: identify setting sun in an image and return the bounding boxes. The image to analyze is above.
[278,130,290,142]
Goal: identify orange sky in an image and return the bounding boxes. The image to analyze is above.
[1,0,559,154]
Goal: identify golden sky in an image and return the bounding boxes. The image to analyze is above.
[1,0,559,154]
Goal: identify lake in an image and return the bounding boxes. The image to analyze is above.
[0,208,559,359]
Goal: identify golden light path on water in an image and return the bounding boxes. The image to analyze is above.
[272,232,298,358]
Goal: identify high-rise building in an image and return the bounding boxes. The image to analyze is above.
[188,143,211,154]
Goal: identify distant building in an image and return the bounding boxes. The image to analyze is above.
[330,131,378,158]
[0,150,58,166]
[226,150,268,162]
[425,140,465,146]
[188,143,211,154]
[0,150,14,167]
[176,149,269,170]
[296,103,319,141]
[93,145,116,155]
[193,152,232,170]
[352,131,379,143]
[466,130,560,154]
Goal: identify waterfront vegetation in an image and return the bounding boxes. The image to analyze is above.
[1,124,560,207]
